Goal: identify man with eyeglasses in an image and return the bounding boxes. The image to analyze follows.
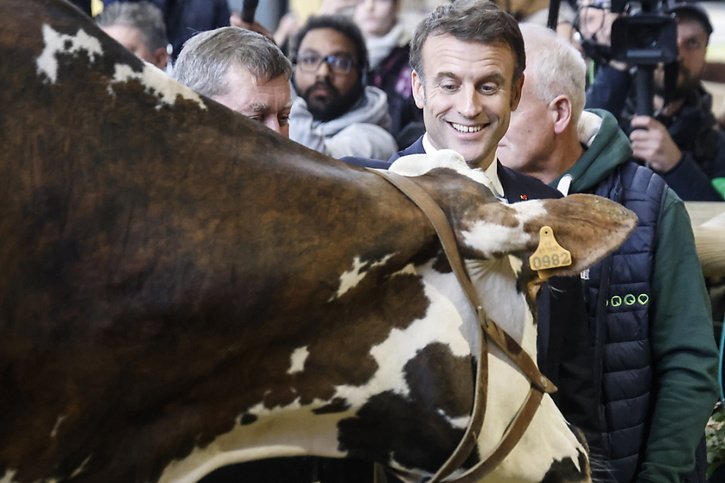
[288,14,398,160]
[582,0,725,201]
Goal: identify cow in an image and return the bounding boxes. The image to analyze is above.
[0,0,637,482]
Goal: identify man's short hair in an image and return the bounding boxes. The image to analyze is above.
[96,1,168,52]
[666,1,713,35]
[289,15,370,79]
[410,0,526,83]
[173,27,292,99]
[519,23,586,125]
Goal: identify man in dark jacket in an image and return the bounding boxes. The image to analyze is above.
[386,0,594,437]
[498,23,718,483]
[583,0,725,201]
[396,0,555,202]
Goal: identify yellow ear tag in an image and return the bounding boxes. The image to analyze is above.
[529,226,572,274]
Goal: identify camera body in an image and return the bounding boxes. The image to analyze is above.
[609,0,678,65]
[601,0,679,114]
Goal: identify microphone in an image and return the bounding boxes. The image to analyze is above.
[241,0,259,23]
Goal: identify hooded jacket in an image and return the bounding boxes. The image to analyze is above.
[551,109,718,482]
[290,85,398,160]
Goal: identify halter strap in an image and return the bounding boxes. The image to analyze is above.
[368,169,556,482]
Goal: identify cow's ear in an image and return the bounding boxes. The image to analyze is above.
[520,194,637,276]
[458,194,637,276]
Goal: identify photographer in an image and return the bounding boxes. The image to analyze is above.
[581,0,725,201]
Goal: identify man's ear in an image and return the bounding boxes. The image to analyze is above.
[510,73,524,110]
[152,48,169,70]
[411,69,425,109]
[549,94,573,135]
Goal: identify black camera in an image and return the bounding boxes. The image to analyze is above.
[609,0,678,65]
[605,0,679,115]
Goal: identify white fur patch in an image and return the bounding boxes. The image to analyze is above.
[389,150,495,193]
[467,256,529,342]
[461,200,548,257]
[328,254,394,301]
[70,456,91,478]
[0,470,17,483]
[461,222,532,258]
[36,25,103,83]
[510,199,548,223]
[287,346,309,375]
[158,409,351,483]
[35,24,205,110]
[109,62,206,109]
[50,414,66,438]
[438,410,470,430]
[224,263,471,423]
[331,273,471,408]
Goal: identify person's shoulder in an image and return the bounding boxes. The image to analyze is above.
[498,164,562,201]
[340,157,392,169]
[388,136,425,163]
[616,161,668,203]
[360,85,392,109]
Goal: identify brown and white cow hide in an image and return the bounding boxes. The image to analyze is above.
[0,1,636,482]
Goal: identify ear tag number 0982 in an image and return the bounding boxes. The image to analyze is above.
[529,226,572,272]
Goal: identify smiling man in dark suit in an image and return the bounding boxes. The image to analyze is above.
[391,0,555,203]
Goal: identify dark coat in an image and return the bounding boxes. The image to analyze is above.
[585,65,725,201]
[103,0,230,59]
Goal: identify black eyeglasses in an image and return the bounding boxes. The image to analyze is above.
[296,53,357,74]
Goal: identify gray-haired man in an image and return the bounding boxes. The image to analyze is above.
[96,1,169,70]
[174,27,293,137]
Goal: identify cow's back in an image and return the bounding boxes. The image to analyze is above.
[0,1,481,481]
[0,2,634,482]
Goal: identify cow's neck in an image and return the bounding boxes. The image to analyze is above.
[466,255,535,353]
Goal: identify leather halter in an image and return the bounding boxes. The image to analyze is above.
[368,169,557,482]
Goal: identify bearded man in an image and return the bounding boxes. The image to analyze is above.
[288,15,398,160]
